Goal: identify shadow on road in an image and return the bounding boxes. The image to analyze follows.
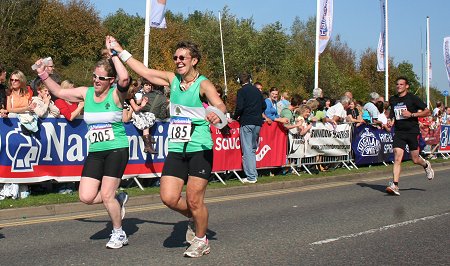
[162,220,217,248]
[356,183,426,194]
[74,218,217,248]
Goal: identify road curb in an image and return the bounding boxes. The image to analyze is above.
[1,161,448,222]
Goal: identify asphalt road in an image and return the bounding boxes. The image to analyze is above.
[1,168,449,265]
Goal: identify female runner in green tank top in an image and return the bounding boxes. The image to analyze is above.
[109,36,227,258]
[32,36,131,249]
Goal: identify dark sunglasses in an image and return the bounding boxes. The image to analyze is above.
[10,78,20,82]
[172,55,191,61]
[92,73,114,81]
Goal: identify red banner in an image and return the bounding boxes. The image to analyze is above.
[211,122,287,172]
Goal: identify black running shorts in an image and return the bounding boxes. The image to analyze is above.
[393,133,419,151]
[81,147,129,180]
[161,150,213,181]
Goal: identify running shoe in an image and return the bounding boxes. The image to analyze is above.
[424,160,434,180]
[186,219,195,244]
[184,238,210,258]
[106,230,128,249]
[242,178,257,184]
[386,182,400,196]
[116,192,129,220]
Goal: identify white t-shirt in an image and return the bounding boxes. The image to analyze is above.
[378,113,388,125]
[326,102,346,120]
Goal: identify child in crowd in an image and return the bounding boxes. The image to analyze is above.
[31,80,60,118]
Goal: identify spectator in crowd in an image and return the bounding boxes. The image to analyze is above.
[324,97,332,111]
[110,36,227,257]
[375,100,391,131]
[277,90,290,115]
[280,94,302,133]
[32,36,131,249]
[346,99,363,126]
[54,80,84,121]
[312,97,327,122]
[363,92,382,125]
[444,106,450,124]
[6,70,33,114]
[30,57,61,98]
[386,77,434,196]
[30,80,60,118]
[233,72,266,184]
[306,98,324,122]
[344,91,353,101]
[264,87,288,125]
[432,101,443,117]
[122,79,140,123]
[0,64,7,117]
[325,95,351,124]
[296,104,316,135]
[312,87,323,99]
[6,71,35,134]
[254,81,263,92]
[129,79,168,154]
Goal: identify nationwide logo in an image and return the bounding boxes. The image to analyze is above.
[357,128,380,157]
[256,144,271,161]
[5,124,42,172]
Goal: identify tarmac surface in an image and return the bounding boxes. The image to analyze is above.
[1,161,449,222]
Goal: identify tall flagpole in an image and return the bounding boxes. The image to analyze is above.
[218,11,228,97]
[143,0,151,67]
[384,0,389,100]
[426,16,430,109]
[314,0,320,90]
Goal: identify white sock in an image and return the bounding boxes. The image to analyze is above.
[194,235,207,242]
[113,227,123,233]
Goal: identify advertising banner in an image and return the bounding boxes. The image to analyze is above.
[1,118,287,183]
[305,123,351,157]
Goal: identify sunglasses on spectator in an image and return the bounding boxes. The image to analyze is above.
[10,78,20,82]
[172,55,191,61]
[92,73,115,81]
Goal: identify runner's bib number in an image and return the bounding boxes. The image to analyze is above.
[168,117,192,142]
[394,105,407,120]
[88,123,115,143]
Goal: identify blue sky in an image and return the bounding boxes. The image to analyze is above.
[88,0,450,94]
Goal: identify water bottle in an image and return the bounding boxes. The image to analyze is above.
[31,57,52,70]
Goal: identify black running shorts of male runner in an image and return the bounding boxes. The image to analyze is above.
[81,147,129,180]
[162,150,213,181]
[393,133,419,151]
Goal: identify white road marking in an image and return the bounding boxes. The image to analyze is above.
[310,212,450,246]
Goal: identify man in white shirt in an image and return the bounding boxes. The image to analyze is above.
[363,92,382,125]
[325,95,351,123]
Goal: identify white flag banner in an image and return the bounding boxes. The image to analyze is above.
[444,37,450,86]
[318,0,333,54]
[377,0,386,71]
[150,0,167,28]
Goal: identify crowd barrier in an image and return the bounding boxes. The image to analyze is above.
[1,116,448,185]
[0,117,287,184]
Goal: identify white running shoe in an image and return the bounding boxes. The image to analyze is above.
[424,160,434,180]
[386,181,400,196]
[242,178,257,184]
[106,230,128,249]
[184,238,210,258]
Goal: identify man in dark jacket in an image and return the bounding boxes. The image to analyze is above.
[232,72,266,183]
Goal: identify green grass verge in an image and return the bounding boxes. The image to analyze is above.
[0,159,442,210]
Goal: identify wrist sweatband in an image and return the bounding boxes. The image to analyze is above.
[38,71,49,81]
[119,50,132,63]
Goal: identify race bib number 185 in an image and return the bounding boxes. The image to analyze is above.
[168,116,192,142]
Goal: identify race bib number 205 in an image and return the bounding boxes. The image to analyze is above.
[88,123,115,143]
[168,116,192,142]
